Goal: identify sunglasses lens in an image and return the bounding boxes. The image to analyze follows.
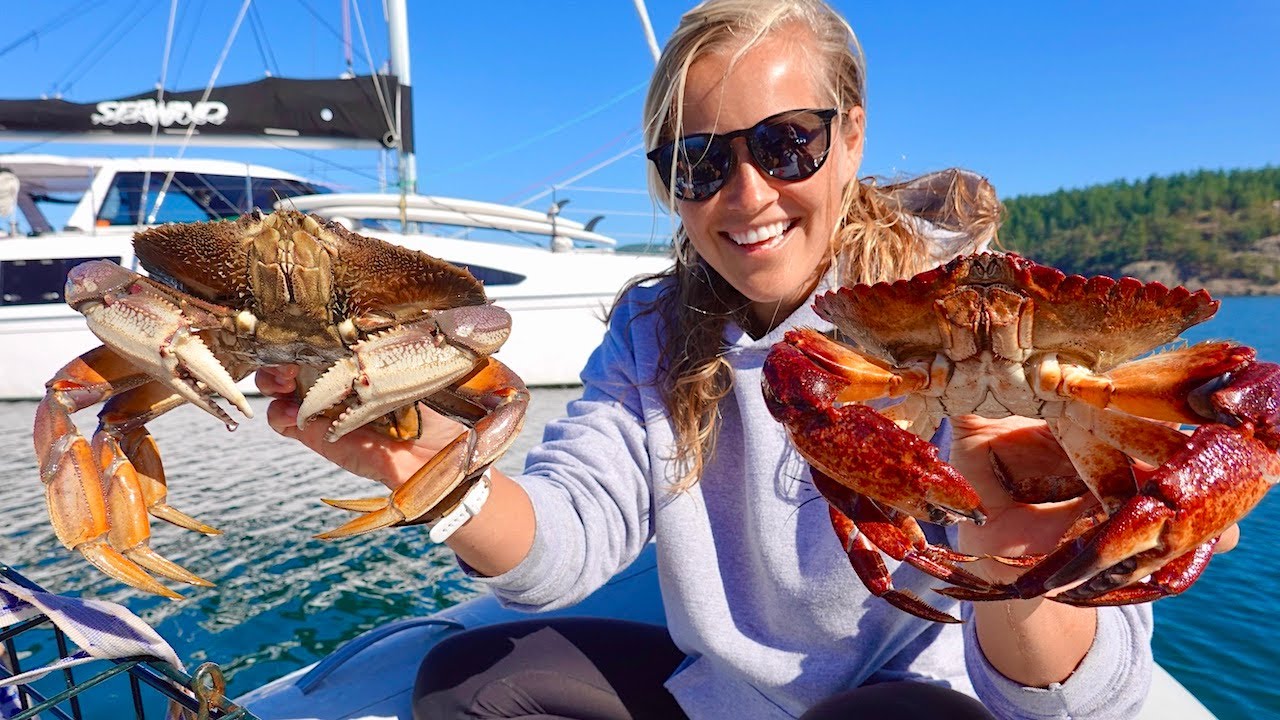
[749,111,833,180]
[648,109,836,201]
[656,135,732,201]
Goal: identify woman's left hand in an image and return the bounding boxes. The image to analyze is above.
[945,413,1239,687]
[947,414,1239,574]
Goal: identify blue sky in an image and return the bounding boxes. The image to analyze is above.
[3,1,1278,246]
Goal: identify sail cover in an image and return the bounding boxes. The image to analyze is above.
[0,76,412,153]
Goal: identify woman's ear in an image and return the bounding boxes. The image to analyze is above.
[843,106,866,163]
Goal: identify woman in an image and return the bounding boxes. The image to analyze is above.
[259,1,1170,717]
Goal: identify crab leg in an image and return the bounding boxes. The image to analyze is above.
[815,473,963,624]
[94,431,215,589]
[1036,343,1255,426]
[1047,418,1138,513]
[780,328,931,403]
[35,348,192,598]
[316,357,529,538]
[814,472,990,588]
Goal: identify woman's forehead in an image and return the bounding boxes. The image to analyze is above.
[681,33,825,133]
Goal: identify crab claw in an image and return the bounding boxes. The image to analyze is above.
[316,357,528,539]
[1192,360,1280,448]
[69,261,251,426]
[764,332,986,525]
[299,305,512,441]
[954,423,1280,604]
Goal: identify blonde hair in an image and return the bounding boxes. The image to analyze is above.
[627,0,1001,490]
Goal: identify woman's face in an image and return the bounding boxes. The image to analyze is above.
[677,27,864,332]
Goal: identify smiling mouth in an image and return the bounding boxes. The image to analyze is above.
[726,220,794,246]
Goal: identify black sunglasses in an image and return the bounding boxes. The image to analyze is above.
[647,108,839,202]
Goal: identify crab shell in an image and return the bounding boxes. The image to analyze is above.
[34,211,529,598]
[763,252,1280,621]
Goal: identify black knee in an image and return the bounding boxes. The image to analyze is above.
[801,681,995,720]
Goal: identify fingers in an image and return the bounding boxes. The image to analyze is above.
[1214,524,1240,554]
[255,365,299,397]
[266,398,309,442]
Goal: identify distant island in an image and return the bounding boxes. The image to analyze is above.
[619,167,1280,296]
[999,166,1280,296]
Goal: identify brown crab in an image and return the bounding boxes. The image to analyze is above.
[763,252,1280,623]
[33,210,528,598]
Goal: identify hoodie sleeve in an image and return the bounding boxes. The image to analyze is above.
[463,286,661,611]
[964,602,1154,719]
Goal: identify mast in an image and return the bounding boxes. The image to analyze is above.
[386,0,416,194]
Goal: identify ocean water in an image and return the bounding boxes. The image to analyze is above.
[0,295,1277,718]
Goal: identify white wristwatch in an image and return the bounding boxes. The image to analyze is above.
[428,470,492,544]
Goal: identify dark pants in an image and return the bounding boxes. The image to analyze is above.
[413,618,994,720]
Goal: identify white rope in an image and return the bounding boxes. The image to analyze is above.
[349,0,398,141]
[515,143,646,209]
[137,0,181,225]
[147,0,252,224]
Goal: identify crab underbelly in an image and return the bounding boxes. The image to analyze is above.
[247,342,350,366]
[215,327,350,368]
[931,351,1046,419]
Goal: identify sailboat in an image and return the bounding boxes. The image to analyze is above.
[0,1,669,396]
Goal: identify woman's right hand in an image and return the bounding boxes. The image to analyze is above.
[258,365,537,575]
[255,365,466,492]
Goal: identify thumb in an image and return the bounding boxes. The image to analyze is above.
[266,398,304,440]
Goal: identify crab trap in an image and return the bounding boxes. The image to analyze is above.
[0,563,258,720]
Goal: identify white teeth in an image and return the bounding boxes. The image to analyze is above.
[728,220,789,246]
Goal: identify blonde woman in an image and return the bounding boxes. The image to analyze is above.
[259,1,1170,717]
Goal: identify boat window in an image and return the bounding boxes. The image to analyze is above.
[0,256,120,306]
[447,262,525,287]
[97,172,325,225]
[254,178,327,211]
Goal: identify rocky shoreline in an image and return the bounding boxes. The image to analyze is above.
[1121,259,1280,297]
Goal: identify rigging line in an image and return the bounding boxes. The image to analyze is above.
[139,0,181,225]
[0,0,97,60]
[290,0,350,54]
[247,3,281,77]
[430,80,650,178]
[258,141,386,184]
[341,0,354,75]
[155,0,179,101]
[171,0,207,87]
[147,0,253,224]
[497,126,644,203]
[349,0,397,136]
[49,0,148,96]
[631,0,663,63]
[515,142,646,208]
[559,185,651,195]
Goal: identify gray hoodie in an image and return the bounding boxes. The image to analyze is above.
[471,270,1153,720]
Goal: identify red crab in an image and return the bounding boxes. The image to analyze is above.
[763,252,1279,622]
[33,211,528,598]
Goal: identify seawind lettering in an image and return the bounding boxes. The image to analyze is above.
[91,100,229,127]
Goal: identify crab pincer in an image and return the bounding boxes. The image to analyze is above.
[32,211,529,597]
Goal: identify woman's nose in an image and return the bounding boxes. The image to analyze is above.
[718,140,778,210]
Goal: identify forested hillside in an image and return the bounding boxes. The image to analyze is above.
[998,166,1280,295]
